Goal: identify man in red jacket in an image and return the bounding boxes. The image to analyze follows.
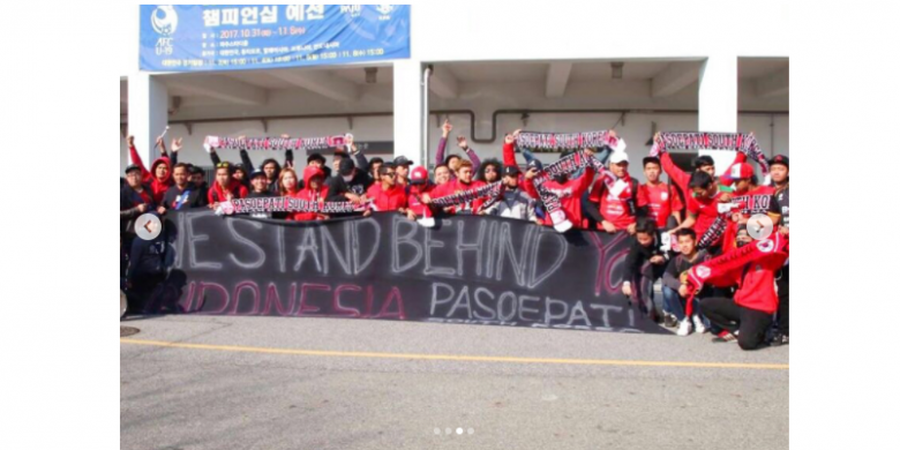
[667,171,730,251]
[586,151,646,234]
[292,166,330,221]
[406,166,435,223]
[207,162,248,206]
[429,160,486,214]
[696,231,788,350]
[366,165,408,212]
[127,135,176,204]
[640,156,684,230]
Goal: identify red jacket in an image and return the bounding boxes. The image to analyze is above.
[530,168,594,229]
[588,174,645,231]
[291,166,330,221]
[367,183,408,211]
[129,145,173,204]
[207,180,248,205]
[732,258,781,314]
[661,150,746,195]
[407,184,434,218]
[686,233,788,316]
[430,178,487,214]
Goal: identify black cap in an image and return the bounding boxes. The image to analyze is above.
[188,165,204,175]
[125,164,141,175]
[307,153,326,165]
[502,165,520,177]
[527,159,544,171]
[233,163,246,173]
[768,154,789,168]
[250,168,266,179]
[693,155,715,169]
[339,157,356,176]
[393,155,412,166]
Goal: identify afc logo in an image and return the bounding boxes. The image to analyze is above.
[156,38,174,56]
[151,5,178,56]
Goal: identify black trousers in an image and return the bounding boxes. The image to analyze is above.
[699,297,773,351]
[776,265,789,336]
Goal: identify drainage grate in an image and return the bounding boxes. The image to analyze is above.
[120,326,140,337]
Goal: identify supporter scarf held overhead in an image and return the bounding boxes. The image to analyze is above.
[649,131,770,175]
[203,135,349,153]
[215,196,370,216]
[516,130,626,153]
[516,130,626,233]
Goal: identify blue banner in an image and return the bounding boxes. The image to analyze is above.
[140,5,410,72]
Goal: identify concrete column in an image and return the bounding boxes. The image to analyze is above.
[698,55,738,175]
[127,72,168,165]
[393,59,423,166]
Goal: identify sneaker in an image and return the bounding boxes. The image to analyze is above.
[676,319,693,337]
[711,330,738,343]
[664,313,678,328]
[770,332,789,346]
[692,315,708,334]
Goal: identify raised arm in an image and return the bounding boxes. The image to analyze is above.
[435,119,452,166]
[169,138,182,166]
[502,129,522,166]
[209,147,222,166]
[660,151,690,195]
[458,136,481,172]
[126,136,151,182]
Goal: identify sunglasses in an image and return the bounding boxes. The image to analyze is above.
[383,172,397,178]
[216,162,230,169]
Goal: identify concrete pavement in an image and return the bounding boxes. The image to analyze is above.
[121,315,788,450]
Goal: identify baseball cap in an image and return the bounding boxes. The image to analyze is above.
[250,168,266,179]
[728,162,755,180]
[338,158,356,176]
[233,163,246,173]
[768,154,789,168]
[393,155,412,166]
[410,166,429,185]
[307,153,326,165]
[609,151,629,164]
[125,164,141,175]
[188,165,204,175]
[527,159,544,171]
[693,155,715,169]
[502,165,520,177]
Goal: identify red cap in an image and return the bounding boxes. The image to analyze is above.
[728,162,754,180]
[410,166,429,184]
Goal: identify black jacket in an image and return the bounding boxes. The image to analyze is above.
[623,231,668,280]
[162,184,207,211]
[662,250,712,296]
[120,183,155,234]
[325,170,372,202]
[127,235,167,281]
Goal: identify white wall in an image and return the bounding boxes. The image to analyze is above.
[408,2,788,62]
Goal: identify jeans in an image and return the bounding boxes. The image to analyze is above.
[662,286,703,322]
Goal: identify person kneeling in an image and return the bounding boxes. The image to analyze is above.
[699,227,782,350]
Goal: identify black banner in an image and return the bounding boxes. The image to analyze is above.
[148,211,665,334]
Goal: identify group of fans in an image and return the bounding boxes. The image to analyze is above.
[120,119,789,350]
